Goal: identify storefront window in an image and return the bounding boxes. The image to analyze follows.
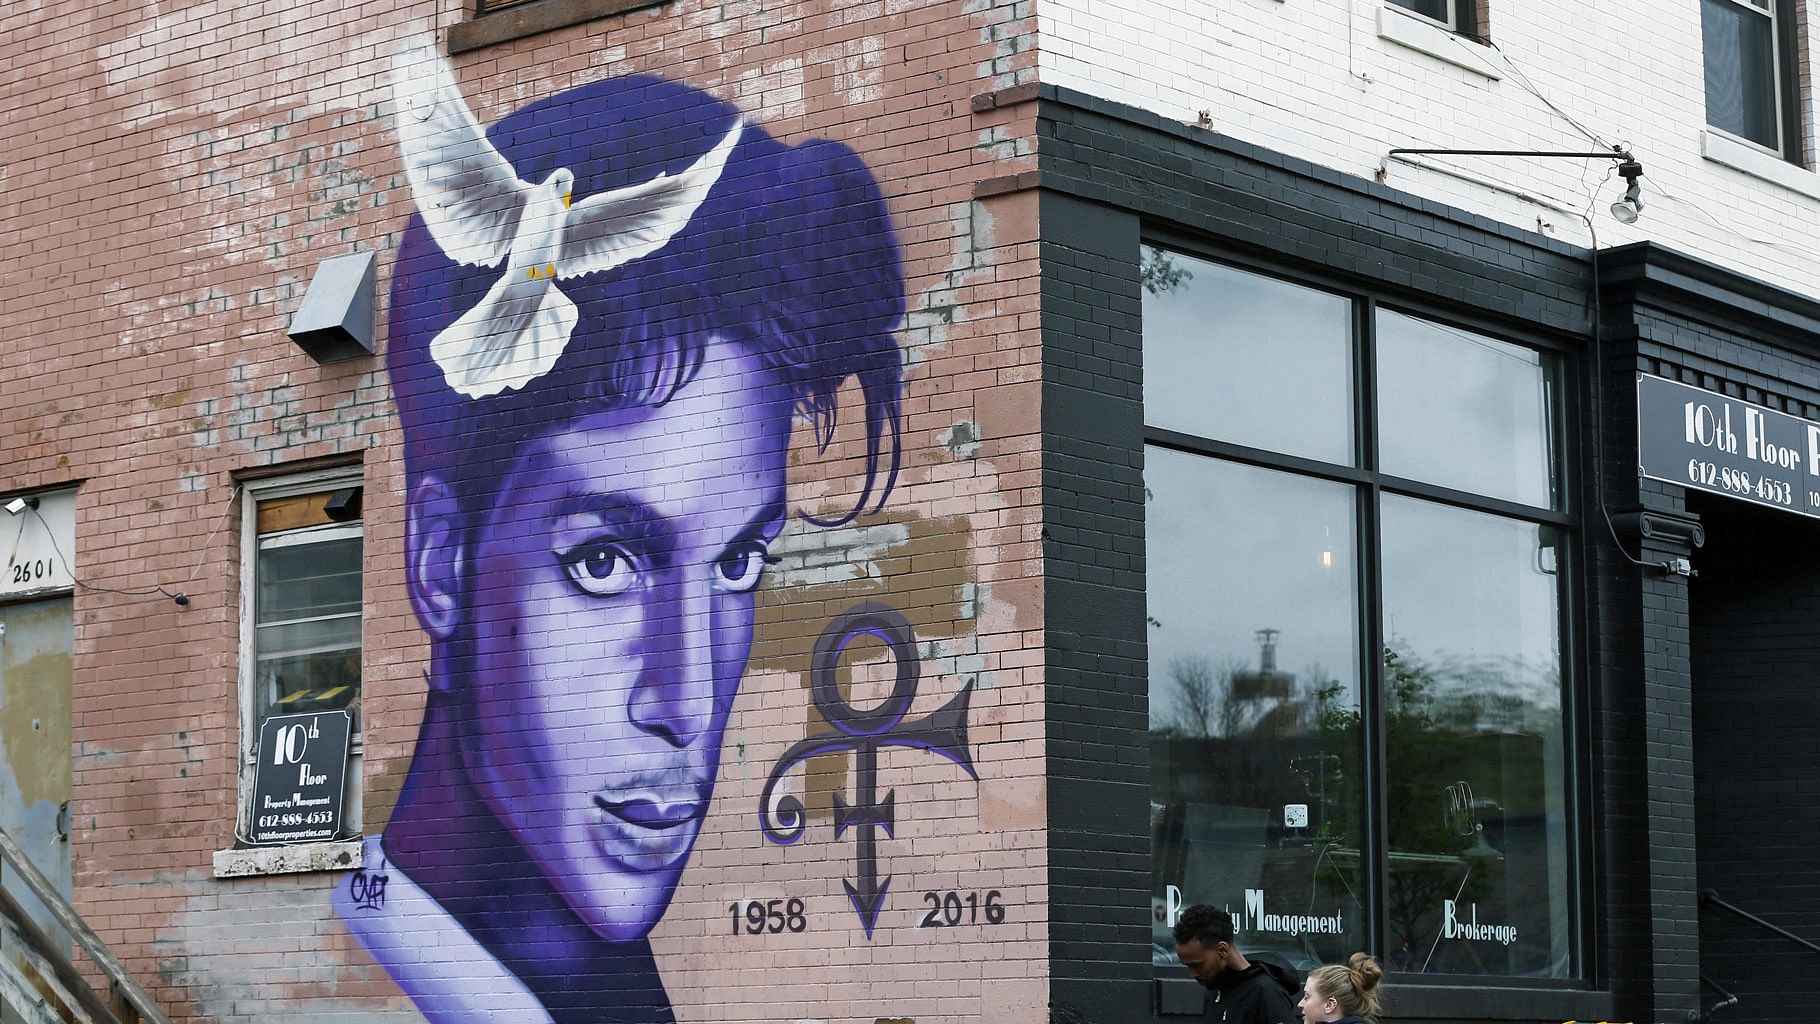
[1146,452,1366,971]
[1142,246,1576,982]
[1376,310,1558,508]
[1380,498,1570,976]
[1142,248,1354,465]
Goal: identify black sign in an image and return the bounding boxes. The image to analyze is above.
[1638,373,1820,519]
[249,710,350,845]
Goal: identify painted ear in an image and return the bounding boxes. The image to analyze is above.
[406,474,467,642]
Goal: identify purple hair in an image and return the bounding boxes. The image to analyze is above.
[387,75,905,523]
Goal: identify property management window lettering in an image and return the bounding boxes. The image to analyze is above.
[1142,246,1575,980]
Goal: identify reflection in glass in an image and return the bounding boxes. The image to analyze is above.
[1702,0,1781,150]
[1146,449,1364,972]
[1376,311,1556,509]
[1380,495,1570,978]
[256,529,362,720]
[1142,248,1354,465]
[1388,0,1451,24]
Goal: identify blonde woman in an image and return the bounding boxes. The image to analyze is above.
[1297,954,1384,1024]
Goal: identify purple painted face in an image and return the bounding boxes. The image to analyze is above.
[458,339,792,942]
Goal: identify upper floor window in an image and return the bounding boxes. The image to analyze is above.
[1703,0,1803,160]
[1388,0,1480,35]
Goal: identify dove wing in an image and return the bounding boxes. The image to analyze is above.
[555,119,743,279]
[393,55,530,268]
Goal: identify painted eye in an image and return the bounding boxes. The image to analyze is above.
[558,541,640,597]
[714,541,776,594]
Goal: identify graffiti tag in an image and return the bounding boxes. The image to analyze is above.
[348,863,389,912]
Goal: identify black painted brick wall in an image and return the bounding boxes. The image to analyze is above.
[1596,253,1820,1021]
[1689,495,1820,1024]
[1040,187,1153,1023]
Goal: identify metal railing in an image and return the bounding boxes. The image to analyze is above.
[1695,888,1820,1023]
[0,827,170,1024]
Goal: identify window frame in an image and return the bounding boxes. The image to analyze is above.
[232,465,366,852]
[1386,0,1480,37]
[1702,0,1805,164]
[1139,240,1592,991]
[447,0,668,54]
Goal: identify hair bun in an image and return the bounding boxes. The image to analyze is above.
[1347,952,1384,993]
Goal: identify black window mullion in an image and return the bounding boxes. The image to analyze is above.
[1360,477,1389,967]
[1558,348,1591,982]
[1359,296,1378,475]
[1558,520,1588,982]
[1358,294,1392,965]
[1377,473,1575,527]
[1144,428,1374,487]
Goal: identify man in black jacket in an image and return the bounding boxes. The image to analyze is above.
[1173,905,1300,1024]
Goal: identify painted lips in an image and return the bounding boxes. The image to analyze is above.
[589,791,704,871]
[593,794,701,830]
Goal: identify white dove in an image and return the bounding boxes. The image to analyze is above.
[392,55,743,398]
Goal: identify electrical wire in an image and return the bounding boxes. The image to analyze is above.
[186,484,241,584]
[1578,160,1617,227]
[1346,0,1375,87]
[1576,210,1660,569]
[1638,169,1820,263]
[20,485,240,606]
[1300,839,1363,962]
[1467,34,1616,152]
[26,505,186,602]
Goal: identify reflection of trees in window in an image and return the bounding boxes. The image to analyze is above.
[1148,626,1366,968]
[1382,645,1494,968]
[1160,654,1247,739]
[1378,642,1559,974]
[1141,247,1192,296]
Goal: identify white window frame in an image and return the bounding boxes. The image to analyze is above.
[1703,0,1801,162]
[1387,0,1464,33]
[213,466,365,877]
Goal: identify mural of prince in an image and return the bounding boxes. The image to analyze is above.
[334,55,906,1024]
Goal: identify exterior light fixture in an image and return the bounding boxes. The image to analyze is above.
[1610,159,1645,224]
[1382,146,1644,226]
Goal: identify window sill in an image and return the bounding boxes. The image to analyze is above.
[212,840,363,878]
[1376,7,1502,80]
[448,0,667,54]
[1702,129,1820,201]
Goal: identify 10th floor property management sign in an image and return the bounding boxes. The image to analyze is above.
[1638,373,1820,518]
